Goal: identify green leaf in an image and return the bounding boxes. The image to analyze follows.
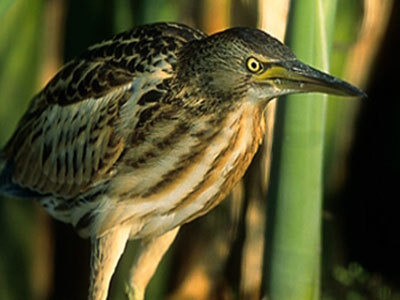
[0,1,45,299]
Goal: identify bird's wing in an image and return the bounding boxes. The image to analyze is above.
[1,63,133,198]
[0,22,206,199]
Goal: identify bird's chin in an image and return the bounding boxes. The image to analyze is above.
[246,85,280,103]
[247,85,291,104]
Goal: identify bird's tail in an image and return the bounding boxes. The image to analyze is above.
[0,151,17,197]
[0,150,43,198]
[0,151,6,195]
[0,150,7,193]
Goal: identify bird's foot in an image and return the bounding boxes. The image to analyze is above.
[125,283,144,300]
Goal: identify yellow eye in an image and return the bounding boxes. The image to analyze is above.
[246,57,262,73]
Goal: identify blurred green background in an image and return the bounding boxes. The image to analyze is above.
[0,0,399,299]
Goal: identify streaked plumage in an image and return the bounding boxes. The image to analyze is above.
[0,22,364,300]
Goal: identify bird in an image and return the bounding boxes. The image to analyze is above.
[0,22,365,300]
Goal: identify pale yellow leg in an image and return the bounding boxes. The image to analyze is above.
[89,227,130,300]
[127,227,180,300]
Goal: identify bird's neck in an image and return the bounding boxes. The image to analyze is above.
[166,99,267,226]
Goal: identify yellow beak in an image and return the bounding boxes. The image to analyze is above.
[255,60,366,98]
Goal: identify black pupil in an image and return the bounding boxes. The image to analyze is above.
[251,61,258,70]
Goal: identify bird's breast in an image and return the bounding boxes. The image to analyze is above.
[100,101,266,238]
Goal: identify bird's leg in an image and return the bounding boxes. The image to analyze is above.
[127,227,180,300]
[89,227,130,300]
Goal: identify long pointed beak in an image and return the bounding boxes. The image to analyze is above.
[257,59,366,98]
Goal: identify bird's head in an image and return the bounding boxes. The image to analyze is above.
[177,27,365,105]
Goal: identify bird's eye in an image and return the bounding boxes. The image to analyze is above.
[246,57,263,73]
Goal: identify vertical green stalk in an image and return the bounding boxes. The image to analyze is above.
[264,0,337,299]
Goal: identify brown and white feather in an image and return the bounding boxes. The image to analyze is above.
[0,23,268,241]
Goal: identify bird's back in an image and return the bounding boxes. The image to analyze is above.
[0,23,207,235]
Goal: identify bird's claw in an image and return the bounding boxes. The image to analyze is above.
[125,283,144,300]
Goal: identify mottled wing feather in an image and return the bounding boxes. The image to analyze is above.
[43,22,205,107]
[1,22,206,200]
[4,85,131,198]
